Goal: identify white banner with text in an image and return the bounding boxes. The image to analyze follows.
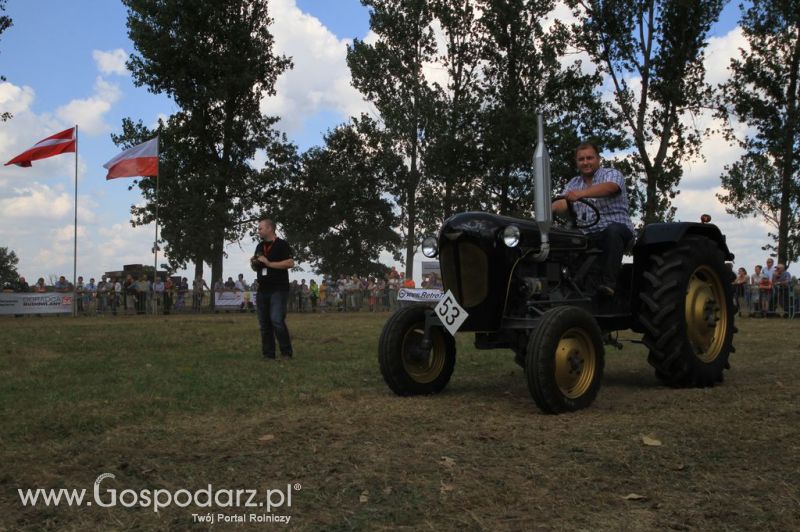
[0,292,74,315]
[397,288,443,302]
[213,291,255,307]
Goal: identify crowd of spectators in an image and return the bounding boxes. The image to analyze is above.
[3,266,445,316]
[5,273,195,315]
[280,268,442,313]
[732,258,798,318]
[9,257,796,319]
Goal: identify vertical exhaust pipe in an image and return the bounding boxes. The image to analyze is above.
[531,112,551,261]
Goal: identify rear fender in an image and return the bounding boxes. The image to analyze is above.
[634,222,733,260]
[629,222,734,333]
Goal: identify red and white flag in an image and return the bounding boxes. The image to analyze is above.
[5,127,76,167]
[103,137,158,180]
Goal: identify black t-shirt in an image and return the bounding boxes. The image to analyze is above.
[253,239,293,293]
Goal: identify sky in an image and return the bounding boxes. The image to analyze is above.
[0,0,780,287]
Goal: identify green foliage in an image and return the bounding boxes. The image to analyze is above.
[0,246,19,286]
[111,116,213,272]
[476,0,626,218]
[347,0,438,278]
[717,0,800,265]
[347,0,623,274]
[121,0,293,284]
[569,0,725,224]
[418,0,484,225]
[283,117,401,278]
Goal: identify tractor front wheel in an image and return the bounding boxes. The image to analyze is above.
[525,306,605,414]
[379,305,456,395]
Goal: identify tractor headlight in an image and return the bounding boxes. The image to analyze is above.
[421,236,438,258]
[503,225,521,248]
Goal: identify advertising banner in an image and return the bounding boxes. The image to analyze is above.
[0,292,74,315]
[397,288,443,302]
[213,291,255,308]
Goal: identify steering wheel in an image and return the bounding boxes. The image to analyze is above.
[552,195,600,230]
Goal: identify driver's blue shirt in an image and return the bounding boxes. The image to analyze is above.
[562,167,633,234]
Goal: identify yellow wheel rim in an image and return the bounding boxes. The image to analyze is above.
[554,327,597,399]
[401,322,446,384]
[685,266,728,363]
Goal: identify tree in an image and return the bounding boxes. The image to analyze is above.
[477,0,626,218]
[347,0,438,279]
[418,0,484,225]
[110,116,214,277]
[0,0,13,121]
[716,0,800,265]
[282,117,402,278]
[122,0,293,295]
[0,246,19,286]
[569,0,725,223]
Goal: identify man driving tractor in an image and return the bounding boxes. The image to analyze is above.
[552,142,634,296]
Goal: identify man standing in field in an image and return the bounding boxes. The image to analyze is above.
[251,216,295,360]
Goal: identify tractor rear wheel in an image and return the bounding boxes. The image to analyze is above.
[525,306,605,414]
[379,305,456,395]
[638,236,736,386]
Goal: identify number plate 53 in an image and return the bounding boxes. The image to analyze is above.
[434,290,469,336]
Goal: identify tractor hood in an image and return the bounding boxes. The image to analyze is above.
[436,212,586,331]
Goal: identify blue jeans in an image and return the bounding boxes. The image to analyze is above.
[256,290,292,358]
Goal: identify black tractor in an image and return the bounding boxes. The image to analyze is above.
[378,115,736,414]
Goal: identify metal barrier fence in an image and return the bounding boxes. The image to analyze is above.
[19,284,793,318]
[734,283,798,318]
[65,287,407,315]
[71,289,211,315]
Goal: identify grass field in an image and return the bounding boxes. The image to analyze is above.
[1,311,798,531]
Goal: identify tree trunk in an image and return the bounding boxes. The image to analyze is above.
[444,172,453,220]
[778,26,800,265]
[209,235,224,310]
[194,260,203,280]
[499,168,510,216]
[645,170,658,225]
[406,140,418,280]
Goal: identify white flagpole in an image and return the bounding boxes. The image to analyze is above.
[72,124,78,317]
[152,136,160,314]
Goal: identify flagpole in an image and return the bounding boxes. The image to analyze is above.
[152,137,160,315]
[72,124,78,317]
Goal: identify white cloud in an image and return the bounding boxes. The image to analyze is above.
[672,187,772,270]
[92,48,129,76]
[422,19,451,90]
[362,29,379,46]
[56,76,122,135]
[0,183,74,219]
[150,112,169,130]
[0,53,126,280]
[93,221,159,269]
[0,82,35,116]
[0,182,101,279]
[0,82,73,185]
[704,26,747,87]
[260,0,373,136]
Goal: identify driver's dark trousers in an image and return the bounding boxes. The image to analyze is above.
[588,222,634,290]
